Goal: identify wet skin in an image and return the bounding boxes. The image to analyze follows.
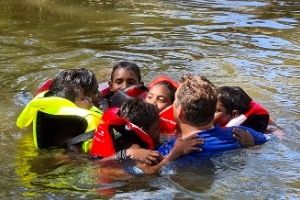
[214,100,232,127]
[109,68,140,92]
[145,84,173,112]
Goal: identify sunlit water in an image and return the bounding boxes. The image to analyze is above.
[0,0,299,199]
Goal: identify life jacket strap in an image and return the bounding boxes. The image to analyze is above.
[64,129,95,147]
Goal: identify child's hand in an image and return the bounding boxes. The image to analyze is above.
[265,125,285,138]
[173,134,204,156]
[233,127,255,147]
[126,148,162,165]
[135,162,159,175]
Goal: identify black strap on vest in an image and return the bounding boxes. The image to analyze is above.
[64,129,95,147]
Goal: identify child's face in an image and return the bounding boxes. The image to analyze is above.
[110,68,140,92]
[214,100,232,126]
[145,84,172,112]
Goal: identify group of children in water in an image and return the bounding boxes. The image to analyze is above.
[17,61,278,175]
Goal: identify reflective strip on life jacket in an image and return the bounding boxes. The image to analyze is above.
[225,101,269,130]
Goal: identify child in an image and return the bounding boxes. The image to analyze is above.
[99,61,147,110]
[36,68,100,108]
[51,68,100,108]
[109,61,143,92]
[91,98,161,164]
[17,69,103,151]
[145,77,177,112]
[117,98,161,163]
[46,82,93,110]
[144,76,179,135]
[215,86,270,132]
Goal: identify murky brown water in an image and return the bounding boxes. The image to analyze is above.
[0,0,299,199]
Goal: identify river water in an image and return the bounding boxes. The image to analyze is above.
[0,0,299,199]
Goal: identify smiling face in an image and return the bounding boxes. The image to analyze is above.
[109,68,140,92]
[145,84,173,112]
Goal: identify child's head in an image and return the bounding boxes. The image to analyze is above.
[173,74,217,127]
[119,98,160,146]
[109,61,142,92]
[214,86,252,126]
[52,68,99,107]
[145,81,176,112]
[48,82,93,109]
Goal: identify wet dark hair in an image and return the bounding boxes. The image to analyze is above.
[111,61,141,82]
[47,82,82,103]
[217,86,252,114]
[155,81,177,102]
[176,74,217,126]
[119,98,159,133]
[51,68,98,97]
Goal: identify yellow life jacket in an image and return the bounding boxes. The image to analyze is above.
[16,92,102,152]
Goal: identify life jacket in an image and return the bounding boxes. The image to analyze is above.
[99,81,148,99]
[225,101,270,132]
[35,79,53,96]
[98,82,148,110]
[148,75,179,90]
[159,105,177,135]
[90,107,154,158]
[16,91,102,151]
[148,75,179,135]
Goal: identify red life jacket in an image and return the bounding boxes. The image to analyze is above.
[98,82,111,97]
[99,82,148,110]
[89,107,154,158]
[35,79,53,96]
[148,75,179,90]
[148,75,179,135]
[225,101,270,132]
[159,105,177,135]
[99,82,148,98]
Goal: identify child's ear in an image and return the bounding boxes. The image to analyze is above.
[108,81,112,88]
[232,110,240,118]
[178,105,185,122]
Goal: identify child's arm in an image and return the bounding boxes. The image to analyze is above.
[265,118,285,138]
[233,126,267,147]
[136,134,203,175]
[95,144,161,165]
[125,144,162,165]
[232,127,255,147]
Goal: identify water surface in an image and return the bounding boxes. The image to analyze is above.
[0,0,299,199]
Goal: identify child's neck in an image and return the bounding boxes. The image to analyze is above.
[180,121,214,139]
